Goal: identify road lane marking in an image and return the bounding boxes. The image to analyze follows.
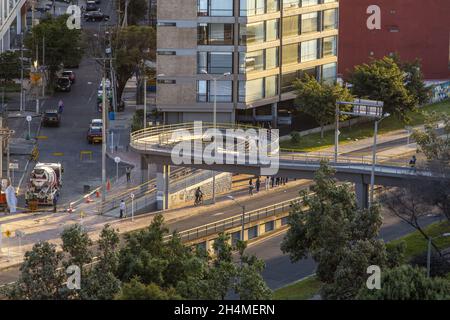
[52,152,64,156]
[36,136,48,140]
[213,212,225,216]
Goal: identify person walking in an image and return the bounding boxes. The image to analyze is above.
[119,199,126,218]
[409,155,417,168]
[255,177,261,193]
[271,176,275,188]
[249,179,254,195]
[52,191,59,213]
[126,167,131,183]
[58,99,64,114]
[265,176,270,191]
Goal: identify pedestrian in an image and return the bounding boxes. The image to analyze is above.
[119,199,126,218]
[275,177,280,186]
[52,191,59,213]
[265,176,270,191]
[58,99,64,114]
[195,187,203,206]
[271,176,275,188]
[126,167,131,182]
[255,177,261,193]
[409,155,417,170]
[249,179,254,195]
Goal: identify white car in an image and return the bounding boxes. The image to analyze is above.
[90,119,103,128]
[97,79,111,97]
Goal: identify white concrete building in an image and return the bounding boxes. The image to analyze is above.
[0,0,28,52]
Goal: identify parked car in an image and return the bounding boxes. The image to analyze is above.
[87,126,102,144]
[42,110,61,127]
[62,71,76,83]
[55,77,71,92]
[84,10,110,22]
[90,119,103,128]
[86,1,98,11]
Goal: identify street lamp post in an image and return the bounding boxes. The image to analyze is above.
[200,70,231,204]
[427,233,450,277]
[227,196,245,242]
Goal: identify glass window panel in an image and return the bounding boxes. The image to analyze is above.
[244,22,265,45]
[197,80,207,102]
[299,67,317,80]
[281,72,297,93]
[239,52,246,74]
[323,36,336,57]
[302,0,318,6]
[282,43,298,65]
[266,19,279,41]
[239,81,246,101]
[265,75,278,98]
[210,0,233,16]
[209,24,233,45]
[209,80,233,102]
[265,47,279,69]
[197,52,208,73]
[323,9,337,30]
[322,63,337,84]
[198,0,208,16]
[282,15,299,38]
[301,12,318,34]
[246,78,264,101]
[266,0,279,13]
[210,52,233,74]
[301,39,318,62]
[256,0,265,14]
[246,50,264,73]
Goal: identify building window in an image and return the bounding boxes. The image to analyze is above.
[266,0,279,13]
[281,72,297,93]
[197,52,233,74]
[283,0,300,9]
[157,51,176,55]
[322,62,337,84]
[245,50,265,72]
[282,43,299,65]
[299,67,318,80]
[157,79,176,84]
[247,226,258,240]
[246,78,264,101]
[265,47,279,69]
[280,216,289,226]
[240,0,266,16]
[323,9,337,30]
[265,75,278,98]
[240,22,265,45]
[197,80,233,102]
[301,12,318,34]
[157,22,176,26]
[266,19,279,41]
[198,23,234,45]
[198,0,233,16]
[282,15,299,38]
[300,39,318,62]
[322,36,336,57]
[265,221,275,233]
[302,0,318,6]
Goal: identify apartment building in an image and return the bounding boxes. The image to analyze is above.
[0,0,27,52]
[156,0,339,125]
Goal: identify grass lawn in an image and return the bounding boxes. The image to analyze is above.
[387,220,450,261]
[272,275,322,300]
[281,100,450,152]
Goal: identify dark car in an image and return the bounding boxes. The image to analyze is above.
[84,10,110,22]
[42,110,61,127]
[55,77,71,92]
[62,71,76,83]
[86,1,98,11]
[87,126,102,144]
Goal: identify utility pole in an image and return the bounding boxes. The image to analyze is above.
[20,33,24,112]
[122,0,129,28]
[143,76,147,128]
[102,64,107,208]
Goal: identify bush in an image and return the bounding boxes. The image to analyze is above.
[290,131,301,144]
[410,251,450,278]
[131,109,144,132]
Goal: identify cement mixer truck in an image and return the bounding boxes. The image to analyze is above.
[25,163,63,206]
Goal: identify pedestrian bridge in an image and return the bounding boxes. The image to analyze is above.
[130,122,433,209]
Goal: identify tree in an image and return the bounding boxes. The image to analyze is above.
[391,54,431,105]
[24,14,83,86]
[281,162,402,299]
[79,225,121,300]
[116,278,181,300]
[7,242,65,300]
[113,26,156,102]
[118,0,148,26]
[61,224,93,270]
[0,51,20,83]
[357,265,450,300]
[235,254,272,300]
[349,56,417,121]
[294,74,353,138]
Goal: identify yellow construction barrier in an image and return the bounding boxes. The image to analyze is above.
[30,146,39,161]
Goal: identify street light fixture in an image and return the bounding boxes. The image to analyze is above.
[227,195,245,242]
[427,233,450,277]
[200,70,231,204]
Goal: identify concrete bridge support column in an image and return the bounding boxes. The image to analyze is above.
[140,155,148,185]
[156,163,170,210]
[355,182,369,209]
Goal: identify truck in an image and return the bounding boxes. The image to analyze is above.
[25,163,63,206]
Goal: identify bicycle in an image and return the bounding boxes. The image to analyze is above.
[194,194,203,206]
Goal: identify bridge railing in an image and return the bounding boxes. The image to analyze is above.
[165,196,303,243]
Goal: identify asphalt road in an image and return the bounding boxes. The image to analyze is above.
[20,0,126,204]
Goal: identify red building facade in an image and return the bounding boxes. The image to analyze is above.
[339,0,450,80]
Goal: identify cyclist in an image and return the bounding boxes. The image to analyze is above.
[194,187,203,206]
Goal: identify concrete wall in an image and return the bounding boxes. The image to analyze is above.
[157,0,197,20]
[156,82,197,105]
